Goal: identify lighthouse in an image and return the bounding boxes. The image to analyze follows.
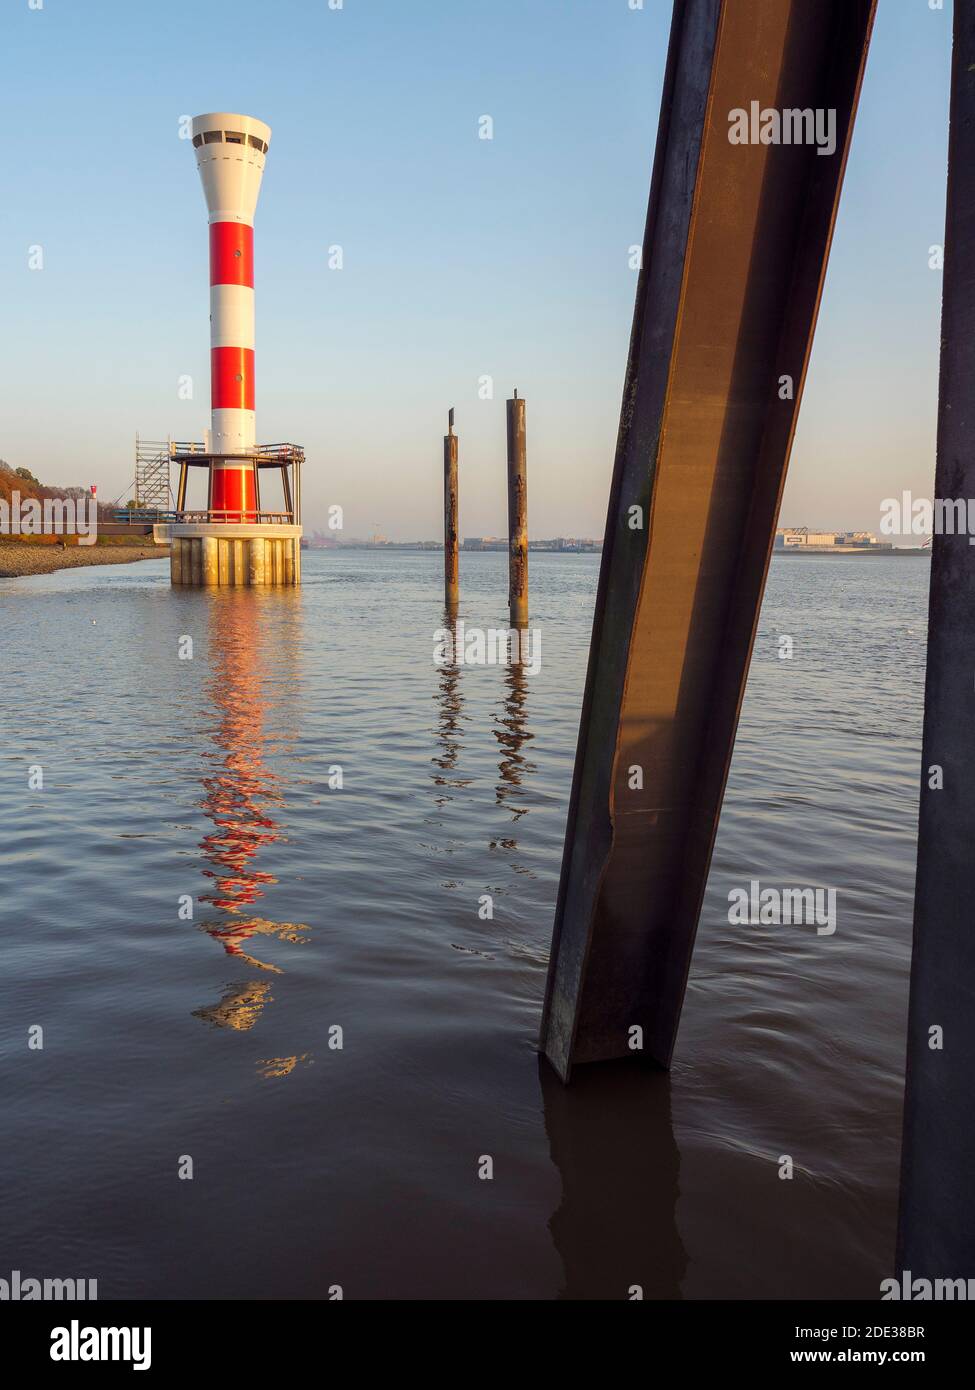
[195,110,267,506]
[160,111,304,587]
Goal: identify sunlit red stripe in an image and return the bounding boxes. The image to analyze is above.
[211,347,255,411]
[209,222,254,287]
[211,466,256,517]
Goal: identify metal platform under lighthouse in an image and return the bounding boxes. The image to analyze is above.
[155,441,303,586]
[161,110,303,586]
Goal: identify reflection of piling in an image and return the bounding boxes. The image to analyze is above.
[506,390,528,627]
[444,408,459,611]
[432,607,465,803]
[495,656,534,821]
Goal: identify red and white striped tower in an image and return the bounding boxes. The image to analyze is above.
[191,112,271,520]
[164,112,301,587]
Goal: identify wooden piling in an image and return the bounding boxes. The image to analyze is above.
[444,408,459,611]
[506,389,528,627]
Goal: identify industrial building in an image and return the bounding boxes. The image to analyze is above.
[775,527,892,552]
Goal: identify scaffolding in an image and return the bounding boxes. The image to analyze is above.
[134,435,173,510]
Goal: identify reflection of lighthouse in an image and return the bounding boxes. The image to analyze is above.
[198,602,279,918]
[163,113,304,587]
[191,595,308,1045]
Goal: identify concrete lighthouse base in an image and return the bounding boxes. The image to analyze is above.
[154,523,302,587]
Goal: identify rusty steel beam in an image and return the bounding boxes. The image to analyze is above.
[897,1,975,1281]
[541,0,876,1080]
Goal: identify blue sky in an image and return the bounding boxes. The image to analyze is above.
[0,0,952,539]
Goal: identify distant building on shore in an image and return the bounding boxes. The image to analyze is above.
[463,536,601,553]
[530,537,600,552]
[464,536,505,551]
[333,537,441,550]
[775,527,893,552]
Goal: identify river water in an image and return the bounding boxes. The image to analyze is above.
[0,550,927,1299]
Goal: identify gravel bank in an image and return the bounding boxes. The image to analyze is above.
[0,542,167,579]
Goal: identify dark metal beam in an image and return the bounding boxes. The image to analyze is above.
[897,0,975,1281]
[541,0,876,1079]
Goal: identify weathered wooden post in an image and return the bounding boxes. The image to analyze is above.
[898,0,975,1283]
[507,389,528,627]
[444,408,459,611]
